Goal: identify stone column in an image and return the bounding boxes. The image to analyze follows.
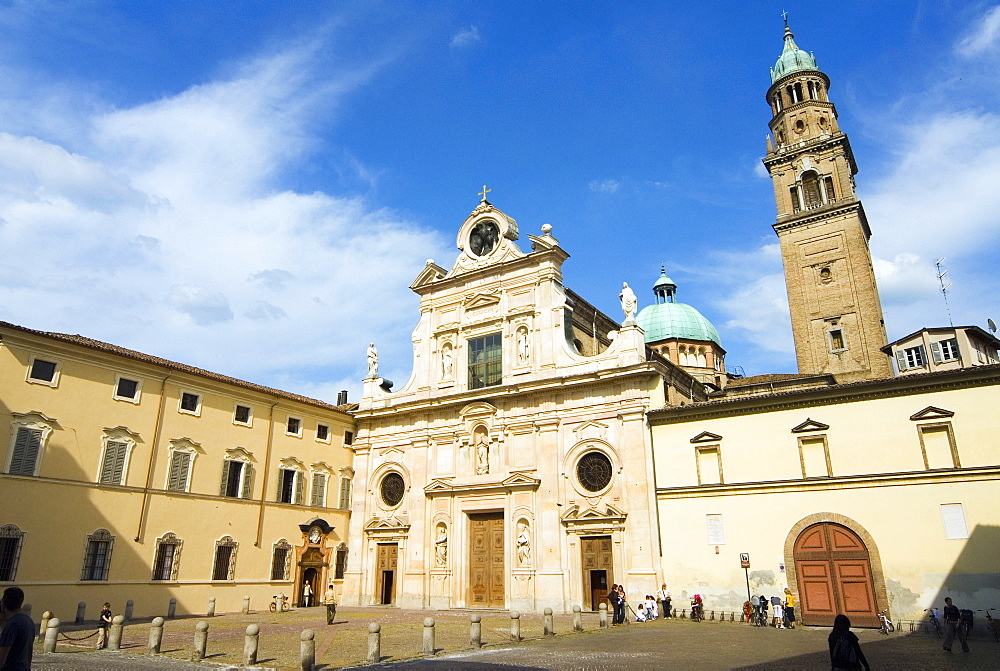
[244,624,259,666]
[599,603,608,628]
[207,597,216,617]
[367,622,381,664]
[510,611,521,641]
[470,614,482,648]
[573,605,583,631]
[543,607,554,636]
[43,618,60,653]
[300,629,315,671]
[148,617,164,653]
[242,595,251,615]
[39,611,52,642]
[167,598,177,619]
[75,602,86,625]
[108,615,125,650]
[194,620,209,659]
[422,617,435,655]
[125,600,134,621]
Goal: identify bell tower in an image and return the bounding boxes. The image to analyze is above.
[762,21,892,382]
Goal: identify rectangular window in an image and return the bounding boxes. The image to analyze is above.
[334,547,348,579]
[220,460,252,498]
[940,503,969,540]
[8,427,42,476]
[930,338,960,363]
[212,545,235,580]
[270,546,289,581]
[82,540,112,581]
[695,446,722,485]
[278,468,298,503]
[789,185,801,213]
[234,404,252,425]
[823,176,835,203]
[115,377,139,400]
[919,424,958,469]
[904,346,926,369]
[828,329,845,352]
[468,333,502,389]
[99,441,129,485]
[705,514,725,544]
[344,431,354,446]
[799,436,831,478]
[167,451,192,492]
[152,542,177,581]
[338,476,353,509]
[286,417,301,436]
[28,358,57,382]
[180,392,201,414]
[316,424,329,441]
[0,531,24,582]
[311,473,327,507]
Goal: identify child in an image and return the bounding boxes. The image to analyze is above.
[635,603,647,622]
[96,602,112,649]
[773,600,784,628]
[644,595,657,620]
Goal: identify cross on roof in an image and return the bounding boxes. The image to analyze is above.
[781,10,789,26]
[478,185,491,202]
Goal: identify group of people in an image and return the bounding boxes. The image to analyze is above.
[608,583,678,624]
[748,587,796,629]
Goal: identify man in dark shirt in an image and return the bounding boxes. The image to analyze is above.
[0,586,34,671]
[607,584,622,625]
[942,596,969,653]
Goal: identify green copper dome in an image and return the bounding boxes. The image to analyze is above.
[635,268,722,346]
[770,25,818,84]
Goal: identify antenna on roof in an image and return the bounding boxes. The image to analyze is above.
[988,318,997,334]
[935,258,954,327]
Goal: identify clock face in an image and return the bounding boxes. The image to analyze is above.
[469,220,500,257]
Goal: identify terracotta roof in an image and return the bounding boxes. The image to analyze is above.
[726,373,812,387]
[0,320,351,415]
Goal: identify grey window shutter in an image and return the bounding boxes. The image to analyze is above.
[10,428,42,476]
[277,469,286,501]
[100,441,128,485]
[241,463,253,499]
[220,460,232,496]
[917,344,927,366]
[167,452,182,490]
[294,471,304,505]
[950,338,961,360]
[930,341,942,364]
[895,349,907,372]
[311,473,325,507]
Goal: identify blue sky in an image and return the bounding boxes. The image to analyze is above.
[1,1,999,401]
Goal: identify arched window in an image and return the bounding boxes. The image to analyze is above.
[82,529,115,581]
[801,170,823,210]
[212,536,238,581]
[270,539,292,581]
[696,349,707,368]
[152,533,183,581]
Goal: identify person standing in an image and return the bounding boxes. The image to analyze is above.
[617,585,628,625]
[96,602,112,649]
[829,614,869,670]
[656,583,672,618]
[323,584,337,625]
[607,584,622,625]
[0,586,34,670]
[302,581,313,608]
[942,596,969,653]
[783,587,796,628]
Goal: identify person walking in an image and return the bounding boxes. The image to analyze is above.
[323,584,337,625]
[942,596,969,653]
[302,581,313,608]
[783,587,796,628]
[829,614,869,670]
[96,602,112,649]
[0,586,35,671]
[607,584,622,625]
[656,583,672,618]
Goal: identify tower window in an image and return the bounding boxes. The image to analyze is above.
[823,176,835,202]
[801,171,822,209]
[828,329,846,352]
[773,94,783,113]
[807,80,817,99]
[790,186,802,213]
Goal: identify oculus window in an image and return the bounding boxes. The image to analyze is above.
[380,472,405,507]
[576,451,613,492]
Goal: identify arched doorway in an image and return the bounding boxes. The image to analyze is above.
[793,522,878,627]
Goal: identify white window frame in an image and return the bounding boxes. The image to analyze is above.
[315,424,331,443]
[164,438,200,492]
[221,448,255,499]
[903,345,926,369]
[112,375,142,404]
[930,338,960,363]
[96,426,140,486]
[178,390,202,417]
[285,416,303,438]
[276,457,305,504]
[26,355,61,387]
[233,403,253,427]
[6,412,56,477]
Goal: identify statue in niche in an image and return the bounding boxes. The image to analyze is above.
[517,328,529,364]
[441,344,453,379]
[619,282,638,322]
[516,522,531,565]
[435,524,448,567]
[366,342,378,378]
[475,433,489,475]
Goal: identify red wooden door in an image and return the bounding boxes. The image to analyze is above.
[793,523,878,627]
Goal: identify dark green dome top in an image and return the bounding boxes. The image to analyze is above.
[770,24,818,84]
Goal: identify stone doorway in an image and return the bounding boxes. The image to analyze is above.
[376,543,398,605]
[581,536,613,611]
[469,512,504,608]
[794,522,878,627]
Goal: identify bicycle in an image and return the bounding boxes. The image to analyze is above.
[925,608,942,637]
[269,593,290,612]
[978,608,1000,642]
[877,609,894,635]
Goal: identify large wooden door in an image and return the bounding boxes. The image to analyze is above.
[376,543,398,605]
[794,523,877,627]
[469,512,504,608]
[581,536,614,611]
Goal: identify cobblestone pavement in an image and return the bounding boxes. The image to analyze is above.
[30,607,1000,669]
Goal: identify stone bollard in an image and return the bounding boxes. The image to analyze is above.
[168,598,177,619]
[149,617,164,653]
[39,611,52,642]
[599,603,608,628]
[470,614,482,648]
[194,620,209,660]
[367,622,381,664]
[423,617,435,655]
[242,595,251,615]
[573,605,583,632]
[543,607,554,636]
[108,615,125,650]
[75,601,87,625]
[207,597,216,617]
[710,610,715,621]
[730,612,735,622]
[680,609,687,619]
[245,624,259,666]
[125,600,134,621]
[43,618,60,653]
[510,610,521,641]
[300,629,315,671]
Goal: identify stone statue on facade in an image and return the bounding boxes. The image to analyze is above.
[435,525,448,567]
[517,328,529,364]
[442,345,453,379]
[619,282,638,323]
[516,522,531,565]
[366,342,378,378]
[475,434,489,474]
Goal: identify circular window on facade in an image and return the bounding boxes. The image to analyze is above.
[380,472,405,507]
[576,451,613,492]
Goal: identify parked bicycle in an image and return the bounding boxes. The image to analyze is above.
[269,593,290,612]
[979,608,1000,642]
[877,608,894,634]
[925,608,942,637]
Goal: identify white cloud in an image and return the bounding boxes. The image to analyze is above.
[589,178,621,194]
[450,25,481,49]
[956,5,1000,56]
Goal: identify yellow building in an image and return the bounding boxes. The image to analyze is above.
[1,321,355,619]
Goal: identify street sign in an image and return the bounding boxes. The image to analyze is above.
[740,553,750,568]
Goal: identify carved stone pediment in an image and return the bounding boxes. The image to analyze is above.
[690,431,723,443]
[410,261,448,290]
[423,472,540,497]
[560,504,627,529]
[573,421,609,441]
[909,406,955,421]
[791,418,830,433]
[378,446,405,459]
[364,516,410,534]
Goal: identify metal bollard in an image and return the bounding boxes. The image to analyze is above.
[301,629,315,671]
[573,605,583,632]
[149,617,164,653]
[207,597,216,617]
[125,600,134,621]
[423,617,435,655]
[367,622,381,664]
[730,612,735,622]
[168,598,177,619]
[245,624,259,666]
[108,615,125,650]
[243,595,251,615]
[470,614,482,648]
[510,610,521,641]
[681,609,687,619]
[39,611,52,642]
[75,601,87,625]
[710,610,715,621]
[599,603,608,628]
[543,607,554,636]
[43,618,60,653]
[194,620,209,659]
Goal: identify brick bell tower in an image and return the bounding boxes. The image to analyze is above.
[762,20,892,382]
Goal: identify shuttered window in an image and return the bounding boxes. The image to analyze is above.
[311,473,327,507]
[167,451,192,492]
[221,460,252,498]
[8,428,42,476]
[338,476,353,509]
[99,441,129,485]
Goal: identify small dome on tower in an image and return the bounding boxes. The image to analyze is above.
[635,268,721,346]
[770,24,818,83]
